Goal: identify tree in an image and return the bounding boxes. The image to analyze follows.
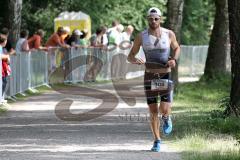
[6,0,22,46]
[70,0,167,34]
[165,0,184,88]
[227,0,240,117]
[204,0,229,78]
[181,0,215,45]
[21,0,167,39]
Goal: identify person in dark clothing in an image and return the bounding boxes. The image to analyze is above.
[0,28,15,55]
[67,29,82,47]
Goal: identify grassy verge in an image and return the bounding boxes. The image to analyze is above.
[0,85,52,113]
[0,106,7,114]
[169,74,240,160]
[7,85,52,103]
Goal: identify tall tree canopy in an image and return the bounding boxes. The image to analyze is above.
[0,0,216,45]
[20,0,167,39]
[181,0,215,45]
[0,0,214,44]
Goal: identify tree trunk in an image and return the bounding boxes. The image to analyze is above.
[165,0,184,89]
[6,0,22,46]
[227,0,240,117]
[204,0,229,78]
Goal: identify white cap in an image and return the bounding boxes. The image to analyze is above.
[63,26,71,33]
[73,29,82,36]
[147,7,162,17]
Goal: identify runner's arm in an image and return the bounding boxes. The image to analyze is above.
[169,30,180,61]
[127,33,144,64]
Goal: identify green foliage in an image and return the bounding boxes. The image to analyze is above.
[69,0,166,33]
[184,151,240,160]
[74,0,167,32]
[0,106,7,114]
[21,0,73,40]
[181,0,215,45]
[172,74,239,138]
[21,0,167,41]
[14,0,215,45]
[172,75,240,160]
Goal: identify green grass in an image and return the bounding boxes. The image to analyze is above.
[169,74,240,160]
[183,151,240,160]
[0,106,7,114]
[7,85,52,103]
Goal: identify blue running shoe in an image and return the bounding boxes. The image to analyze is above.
[151,140,161,152]
[162,115,172,135]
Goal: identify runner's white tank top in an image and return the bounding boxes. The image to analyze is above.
[141,27,171,68]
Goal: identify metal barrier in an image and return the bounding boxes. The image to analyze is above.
[0,45,231,103]
[179,45,209,77]
[30,51,48,87]
[5,51,48,100]
[63,47,144,82]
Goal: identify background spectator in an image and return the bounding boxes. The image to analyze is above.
[122,25,134,42]
[15,30,29,53]
[0,28,15,55]
[79,30,89,47]
[28,29,45,49]
[67,29,82,47]
[45,27,68,48]
[0,34,11,102]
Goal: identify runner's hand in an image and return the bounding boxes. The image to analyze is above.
[132,58,145,65]
[167,59,176,68]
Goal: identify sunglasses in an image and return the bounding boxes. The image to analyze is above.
[148,17,160,21]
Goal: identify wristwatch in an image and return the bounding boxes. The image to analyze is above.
[172,57,177,65]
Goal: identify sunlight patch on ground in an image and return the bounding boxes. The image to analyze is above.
[173,134,240,154]
[0,143,176,153]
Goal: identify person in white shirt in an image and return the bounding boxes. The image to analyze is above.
[122,25,134,42]
[101,26,108,46]
[121,25,134,50]
[115,24,124,46]
[16,30,29,53]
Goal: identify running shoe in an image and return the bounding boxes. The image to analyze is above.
[162,115,172,135]
[151,139,161,152]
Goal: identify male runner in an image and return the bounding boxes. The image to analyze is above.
[127,7,180,152]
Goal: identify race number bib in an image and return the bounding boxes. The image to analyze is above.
[151,79,171,91]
